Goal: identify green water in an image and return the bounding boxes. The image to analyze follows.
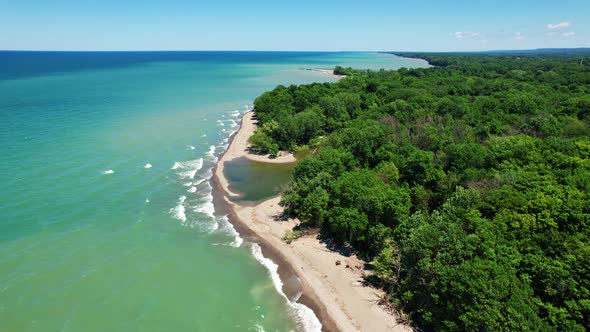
[0,51,429,331]
[225,158,296,202]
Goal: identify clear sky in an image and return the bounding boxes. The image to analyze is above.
[1,0,589,51]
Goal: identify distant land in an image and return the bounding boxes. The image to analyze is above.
[389,47,590,56]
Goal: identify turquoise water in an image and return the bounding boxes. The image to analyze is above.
[0,51,429,331]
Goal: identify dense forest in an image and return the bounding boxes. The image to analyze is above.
[249,53,590,331]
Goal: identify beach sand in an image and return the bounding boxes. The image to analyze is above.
[213,112,410,332]
[310,68,347,79]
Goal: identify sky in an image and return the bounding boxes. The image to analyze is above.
[1,0,589,51]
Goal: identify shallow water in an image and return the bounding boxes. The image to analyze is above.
[225,158,296,202]
[0,51,429,331]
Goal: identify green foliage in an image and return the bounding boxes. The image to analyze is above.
[248,128,279,157]
[258,53,590,330]
[333,65,357,76]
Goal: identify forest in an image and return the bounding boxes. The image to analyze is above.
[249,52,590,331]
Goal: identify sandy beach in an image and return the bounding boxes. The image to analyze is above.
[309,68,347,79]
[213,112,410,331]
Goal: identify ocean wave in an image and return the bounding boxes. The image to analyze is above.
[192,178,206,186]
[101,169,114,174]
[187,145,196,150]
[201,167,213,179]
[169,196,187,222]
[187,186,197,193]
[217,215,243,247]
[217,120,225,126]
[206,145,216,158]
[250,244,322,332]
[228,119,238,128]
[194,192,215,219]
[144,163,152,169]
[228,128,238,136]
[173,158,204,179]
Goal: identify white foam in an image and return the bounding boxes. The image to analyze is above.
[145,198,150,203]
[188,145,196,150]
[218,215,243,247]
[250,244,322,332]
[101,169,114,175]
[192,178,206,186]
[187,186,197,193]
[182,181,193,187]
[169,196,187,222]
[144,163,152,169]
[229,119,238,128]
[201,168,213,179]
[201,134,207,137]
[206,145,216,158]
[173,158,204,179]
[217,120,225,126]
[194,192,215,219]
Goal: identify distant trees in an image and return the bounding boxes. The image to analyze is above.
[256,54,590,330]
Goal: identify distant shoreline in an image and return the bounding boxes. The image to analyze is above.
[300,68,347,79]
[211,112,410,331]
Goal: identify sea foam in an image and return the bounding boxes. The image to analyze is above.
[194,192,215,219]
[101,169,114,174]
[250,244,322,332]
[217,215,243,247]
[206,145,216,158]
[192,178,206,186]
[169,196,187,222]
[144,163,152,169]
[173,158,204,179]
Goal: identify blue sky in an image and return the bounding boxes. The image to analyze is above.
[1,0,588,51]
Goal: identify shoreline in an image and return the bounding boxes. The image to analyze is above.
[212,112,337,331]
[212,112,411,331]
[301,68,347,79]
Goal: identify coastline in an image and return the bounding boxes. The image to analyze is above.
[302,68,347,79]
[212,112,411,331]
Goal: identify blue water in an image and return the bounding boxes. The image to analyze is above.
[0,51,429,331]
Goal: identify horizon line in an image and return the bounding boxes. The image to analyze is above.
[0,47,589,53]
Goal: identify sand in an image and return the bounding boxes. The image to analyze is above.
[310,68,347,79]
[213,112,410,332]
